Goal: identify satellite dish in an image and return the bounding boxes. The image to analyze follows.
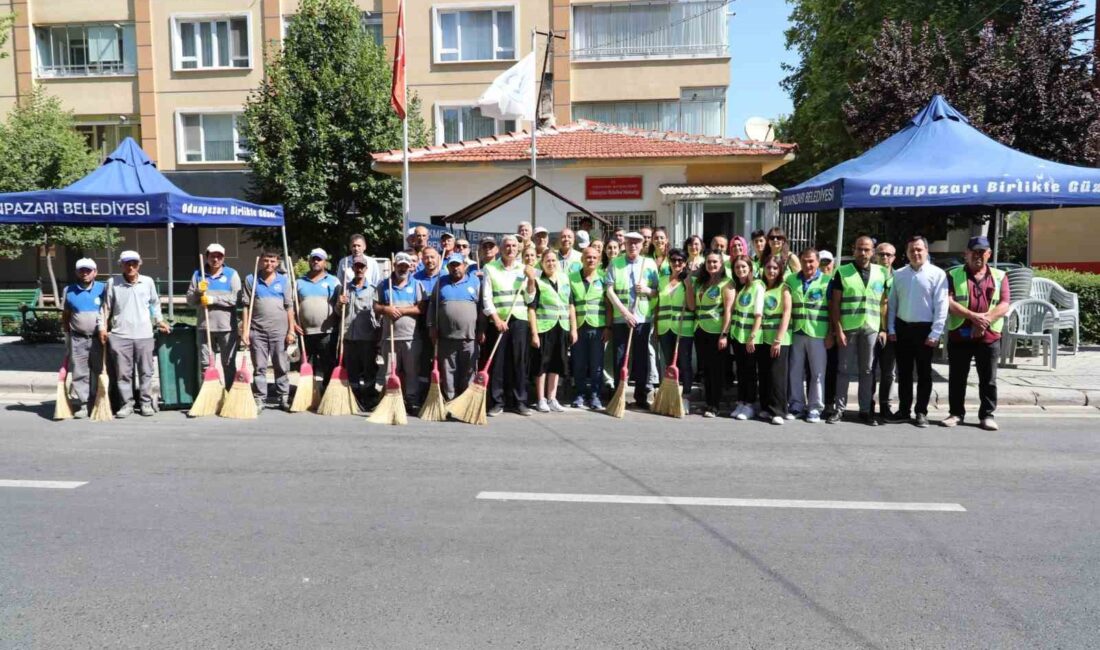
[744,117,775,142]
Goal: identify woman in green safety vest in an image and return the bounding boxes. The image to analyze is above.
[529,250,577,413]
[601,238,621,271]
[694,250,732,418]
[656,248,697,414]
[683,235,705,273]
[721,255,762,420]
[652,227,671,279]
[755,258,793,425]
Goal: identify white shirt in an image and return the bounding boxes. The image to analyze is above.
[887,262,949,340]
[481,259,535,316]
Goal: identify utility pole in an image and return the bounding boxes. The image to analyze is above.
[530,29,565,229]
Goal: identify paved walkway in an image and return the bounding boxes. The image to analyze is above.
[1,335,1096,409]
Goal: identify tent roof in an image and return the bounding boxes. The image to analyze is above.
[66,137,188,196]
[444,175,607,225]
[780,95,1100,213]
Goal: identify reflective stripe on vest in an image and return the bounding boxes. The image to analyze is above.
[947,266,1005,333]
[486,260,527,321]
[534,272,571,333]
[569,270,606,328]
[610,255,658,320]
[785,272,830,338]
[837,263,886,331]
[655,276,696,336]
[694,278,729,334]
[760,284,791,346]
[729,281,763,344]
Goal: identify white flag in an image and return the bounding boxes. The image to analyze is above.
[478,53,536,121]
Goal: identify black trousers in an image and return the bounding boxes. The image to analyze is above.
[895,320,935,416]
[613,322,652,404]
[823,343,838,411]
[755,344,789,417]
[304,333,334,388]
[948,338,1000,420]
[488,319,529,408]
[873,339,897,417]
[659,331,694,398]
[344,339,379,405]
[693,331,723,409]
[731,340,757,404]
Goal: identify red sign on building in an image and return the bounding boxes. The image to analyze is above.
[586,176,643,200]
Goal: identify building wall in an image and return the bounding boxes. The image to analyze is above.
[1031,207,1100,273]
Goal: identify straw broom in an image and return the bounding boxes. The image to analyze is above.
[287,257,316,413]
[53,352,73,421]
[316,298,357,416]
[418,284,447,421]
[219,257,260,419]
[190,254,224,417]
[90,348,113,422]
[448,281,524,425]
[652,300,687,418]
[606,297,639,419]
[368,264,407,426]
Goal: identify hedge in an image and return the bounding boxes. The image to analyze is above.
[1034,268,1100,344]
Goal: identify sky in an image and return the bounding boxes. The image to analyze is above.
[725,0,796,140]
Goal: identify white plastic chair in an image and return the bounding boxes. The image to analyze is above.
[1000,298,1059,370]
[1029,277,1080,354]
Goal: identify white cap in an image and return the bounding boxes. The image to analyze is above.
[205,243,226,255]
[624,231,644,241]
[309,247,328,260]
[576,231,591,248]
[440,231,455,240]
[75,258,97,271]
[407,227,417,236]
[118,250,141,263]
[394,252,416,266]
[533,226,549,235]
[818,250,834,262]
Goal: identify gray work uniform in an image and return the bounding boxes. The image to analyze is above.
[104,274,162,410]
[186,265,241,386]
[334,279,379,403]
[375,275,423,404]
[62,281,105,409]
[242,272,293,402]
[427,274,481,399]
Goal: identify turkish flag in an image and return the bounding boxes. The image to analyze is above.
[390,0,406,119]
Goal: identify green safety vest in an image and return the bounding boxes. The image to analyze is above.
[569,270,606,328]
[694,278,730,335]
[534,272,571,333]
[759,283,791,345]
[655,276,696,336]
[836,263,887,332]
[609,255,659,322]
[947,266,1005,333]
[557,249,582,275]
[485,259,528,321]
[729,281,764,344]
[785,271,831,338]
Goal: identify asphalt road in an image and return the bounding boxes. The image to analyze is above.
[2,403,1098,649]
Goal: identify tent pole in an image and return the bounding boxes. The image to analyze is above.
[836,207,845,261]
[167,222,174,320]
[281,225,291,274]
[105,225,112,275]
[530,28,537,229]
[992,208,1001,266]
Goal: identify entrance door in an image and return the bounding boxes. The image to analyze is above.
[702,201,748,246]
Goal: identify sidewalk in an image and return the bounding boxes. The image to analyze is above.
[1,335,1097,409]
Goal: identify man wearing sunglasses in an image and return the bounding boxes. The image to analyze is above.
[873,242,898,420]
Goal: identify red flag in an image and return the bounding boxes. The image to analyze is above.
[390,0,406,119]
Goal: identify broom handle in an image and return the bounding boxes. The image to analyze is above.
[287,256,307,358]
[478,270,526,373]
[198,254,217,370]
[336,297,348,365]
[388,254,396,373]
[620,292,639,372]
[242,256,260,373]
[669,280,685,366]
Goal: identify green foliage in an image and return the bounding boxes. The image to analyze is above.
[0,89,119,259]
[0,13,13,57]
[1001,212,1029,264]
[240,0,430,260]
[1034,267,1100,342]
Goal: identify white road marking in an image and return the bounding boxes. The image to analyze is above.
[477,491,966,512]
[0,480,87,489]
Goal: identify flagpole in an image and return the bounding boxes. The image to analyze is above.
[530,29,537,229]
[403,92,409,236]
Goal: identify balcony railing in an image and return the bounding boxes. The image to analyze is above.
[572,42,729,61]
[37,61,136,78]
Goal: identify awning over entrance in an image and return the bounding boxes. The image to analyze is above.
[445,174,608,226]
[659,183,780,202]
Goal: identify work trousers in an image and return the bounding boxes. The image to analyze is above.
[659,331,694,398]
[303,332,334,388]
[755,344,789,417]
[694,331,724,409]
[68,334,102,407]
[571,325,605,402]
[250,328,290,401]
[835,328,878,414]
[379,338,421,405]
[895,320,935,417]
[488,319,529,409]
[730,340,757,404]
[344,339,379,406]
[439,338,478,400]
[613,322,653,404]
[199,328,239,388]
[948,338,1000,421]
[108,334,155,409]
[874,339,897,417]
[789,333,826,415]
[823,343,838,410]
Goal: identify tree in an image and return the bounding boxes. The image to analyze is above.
[0,13,14,56]
[240,0,430,258]
[1001,212,1030,264]
[0,89,118,303]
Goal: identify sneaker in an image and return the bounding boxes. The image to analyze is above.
[635,399,651,411]
[254,398,265,412]
[139,404,156,417]
[728,404,743,419]
[785,411,799,421]
[770,415,784,425]
[548,399,564,412]
[735,404,753,421]
[488,404,504,417]
[980,417,999,431]
[536,399,550,413]
[73,403,87,419]
[571,396,587,409]
[516,403,533,417]
[941,415,962,428]
[915,413,929,428]
[682,398,691,415]
[805,410,821,424]
[703,409,716,418]
[115,404,133,419]
[589,396,605,411]
[886,411,910,424]
[825,410,841,424]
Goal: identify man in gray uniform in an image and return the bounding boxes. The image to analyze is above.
[186,243,241,386]
[101,250,169,417]
[334,254,379,409]
[242,250,296,411]
[374,252,423,411]
[295,248,341,389]
[61,257,105,418]
[428,254,481,399]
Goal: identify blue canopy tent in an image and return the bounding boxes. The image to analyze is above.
[0,138,286,316]
[780,95,1100,262]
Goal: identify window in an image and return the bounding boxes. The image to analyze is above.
[360,12,383,45]
[177,113,247,163]
[573,86,726,136]
[434,7,516,62]
[572,1,728,60]
[568,211,653,235]
[136,230,159,261]
[34,24,136,77]
[76,122,141,159]
[437,105,515,144]
[173,16,250,70]
[212,229,240,258]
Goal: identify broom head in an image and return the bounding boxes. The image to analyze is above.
[367,387,407,425]
[606,381,628,419]
[447,379,487,425]
[288,360,315,413]
[418,380,447,422]
[90,371,113,421]
[651,369,685,419]
[53,375,73,422]
[316,363,356,416]
[188,366,225,418]
[219,381,258,419]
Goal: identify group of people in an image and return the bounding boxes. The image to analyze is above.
[59,220,1009,430]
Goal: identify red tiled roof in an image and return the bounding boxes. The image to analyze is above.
[370,120,796,165]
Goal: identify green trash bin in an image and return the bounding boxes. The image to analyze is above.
[156,323,199,410]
